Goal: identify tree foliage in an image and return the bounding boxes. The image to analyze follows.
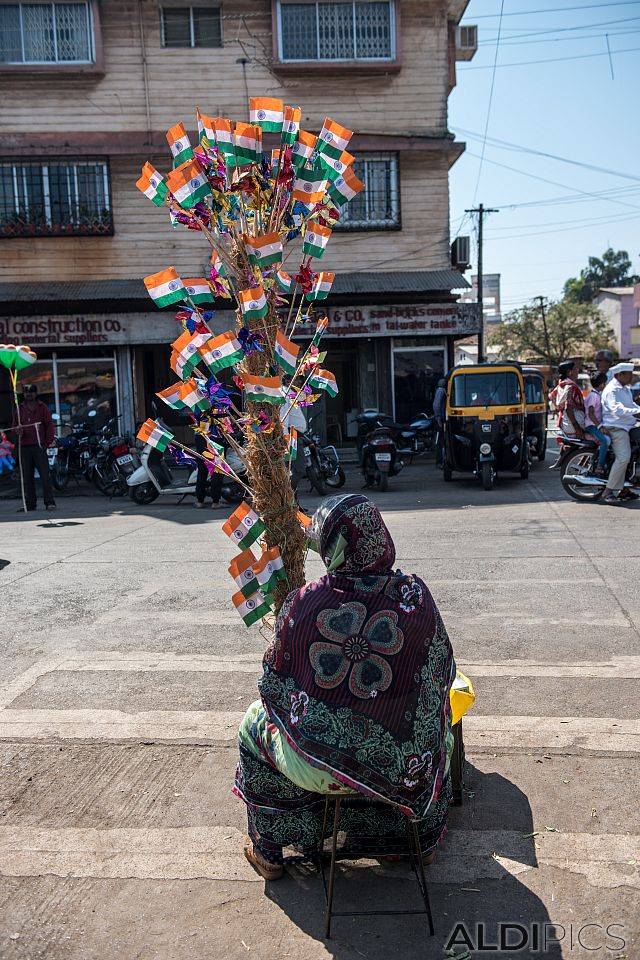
[488,299,614,367]
[563,247,640,303]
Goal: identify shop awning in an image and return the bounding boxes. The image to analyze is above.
[0,270,470,317]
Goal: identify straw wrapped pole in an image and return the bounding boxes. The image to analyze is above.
[236,284,306,612]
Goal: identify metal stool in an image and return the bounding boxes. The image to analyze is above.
[317,796,436,939]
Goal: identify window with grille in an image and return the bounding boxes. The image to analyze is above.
[0,2,93,64]
[336,153,399,231]
[161,6,222,48]
[0,160,113,238]
[278,1,394,61]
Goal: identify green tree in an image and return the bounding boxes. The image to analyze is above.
[488,299,614,367]
[563,247,640,303]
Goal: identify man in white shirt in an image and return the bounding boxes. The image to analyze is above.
[601,362,640,503]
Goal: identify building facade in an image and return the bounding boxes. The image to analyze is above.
[0,0,477,439]
[593,286,640,360]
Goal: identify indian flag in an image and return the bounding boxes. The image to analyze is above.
[293,166,328,206]
[137,418,174,452]
[197,110,216,145]
[232,588,272,627]
[183,278,215,306]
[309,367,338,398]
[156,383,185,410]
[306,274,334,303]
[328,166,365,207]
[166,122,194,167]
[312,316,329,345]
[198,331,243,374]
[170,349,191,381]
[239,286,268,321]
[234,122,262,166]
[166,159,211,209]
[243,373,284,405]
[223,501,266,549]
[291,130,317,169]
[274,330,300,376]
[178,378,210,413]
[228,548,260,598]
[302,222,332,260]
[136,163,168,206]
[211,252,227,279]
[271,149,281,174]
[245,232,282,268]
[254,547,286,595]
[250,97,284,133]
[276,269,293,293]
[281,105,301,147]
[144,268,185,309]
[317,118,353,161]
[319,149,355,182]
[213,118,236,166]
[171,329,210,376]
[285,426,298,463]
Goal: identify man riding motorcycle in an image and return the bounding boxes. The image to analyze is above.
[601,362,640,504]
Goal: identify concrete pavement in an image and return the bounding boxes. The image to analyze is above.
[0,453,638,960]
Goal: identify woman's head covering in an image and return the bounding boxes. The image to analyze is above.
[310,494,396,575]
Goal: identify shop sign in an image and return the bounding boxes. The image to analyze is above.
[320,303,481,338]
[0,311,235,347]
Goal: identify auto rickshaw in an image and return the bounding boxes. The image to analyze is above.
[443,362,528,490]
[522,366,549,462]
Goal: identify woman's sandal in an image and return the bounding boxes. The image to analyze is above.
[243,836,284,881]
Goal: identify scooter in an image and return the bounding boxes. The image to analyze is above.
[356,410,403,492]
[393,412,436,460]
[128,421,245,505]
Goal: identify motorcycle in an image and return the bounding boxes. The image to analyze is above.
[356,410,403,492]
[559,427,640,502]
[92,416,141,497]
[301,419,345,496]
[393,412,436,460]
[50,411,99,491]
[127,417,245,505]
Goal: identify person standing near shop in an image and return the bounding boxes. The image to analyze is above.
[12,384,56,512]
[433,377,447,468]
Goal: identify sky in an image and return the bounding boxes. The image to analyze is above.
[448,0,640,314]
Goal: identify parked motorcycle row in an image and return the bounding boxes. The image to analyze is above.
[48,411,141,498]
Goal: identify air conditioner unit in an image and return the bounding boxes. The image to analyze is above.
[456,24,478,60]
[451,236,471,271]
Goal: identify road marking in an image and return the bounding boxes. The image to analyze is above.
[43,652,640,680]
[0,710,638,753]
[0,826,636,889]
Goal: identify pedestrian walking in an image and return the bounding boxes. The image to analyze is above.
[433,377,447,468]
[12,384,56,512]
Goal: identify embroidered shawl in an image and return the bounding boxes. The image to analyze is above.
[259,495,456,817]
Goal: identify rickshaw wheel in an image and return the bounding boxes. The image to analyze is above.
[481,462,493,490]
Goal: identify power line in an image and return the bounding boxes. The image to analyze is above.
[463,151,640,212]
[461,43,640,69]
[473,1,640,19]
[485,211,640,241]
[479,13,640,42]
[486,209,640,231]
[456,127,640,183]
[481,25,640,47]
[471,0,505,207]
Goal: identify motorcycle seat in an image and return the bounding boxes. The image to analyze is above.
[560,434,598,449]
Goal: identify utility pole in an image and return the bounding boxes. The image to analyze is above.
[465,203,498,363]
[535,295,552,363]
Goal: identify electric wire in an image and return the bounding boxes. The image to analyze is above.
[473,1,640,19]
[470,0,505,206]
[462,44,640,69]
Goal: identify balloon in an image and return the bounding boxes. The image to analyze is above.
[0,344,38,372]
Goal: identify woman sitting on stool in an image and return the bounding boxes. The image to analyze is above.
[234,494,456,880]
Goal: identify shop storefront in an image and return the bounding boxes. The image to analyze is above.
[1,275,478,445]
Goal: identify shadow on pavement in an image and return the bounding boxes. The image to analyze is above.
[265,767,562,959]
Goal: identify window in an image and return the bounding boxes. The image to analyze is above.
[0,2,93,64]
[278,1,394,61]
[452,372,522,408]
[0,160,113,237]
[337,153,399,231]
[161,6,222,48]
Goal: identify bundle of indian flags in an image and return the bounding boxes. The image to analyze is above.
[223,503,287,625]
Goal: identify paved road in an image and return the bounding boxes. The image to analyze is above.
[0,451,638,960]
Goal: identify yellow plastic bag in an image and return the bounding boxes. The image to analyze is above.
[449,669,475,726]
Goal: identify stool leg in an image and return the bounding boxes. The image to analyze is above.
[409,820,435,936]
[317,797,330,864]
[325,798,342,939]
